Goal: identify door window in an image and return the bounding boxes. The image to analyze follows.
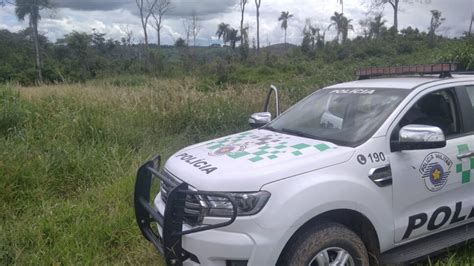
[399,89,461,137]
[466,86,474,109]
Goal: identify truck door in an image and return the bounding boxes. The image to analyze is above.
[389,86,474,243]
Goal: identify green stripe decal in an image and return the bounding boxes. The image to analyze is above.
[456,144,472,184]
[292,143,311,149]
[249,156,263,162]
[457,144,469,154]
[206,132,334,162]
[462,171,471,184]
[227,151,250,159]
[456,163,463,173]
[315,143,330,151]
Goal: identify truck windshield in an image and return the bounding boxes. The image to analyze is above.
[265,88,408,147]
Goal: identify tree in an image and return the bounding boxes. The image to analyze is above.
[119,24,134,46]
[14,0,52,84]
[428,9,445,45]
[370,0,400,32]
[369,14,386,39]
[329,12,353,43]
[428,10,444,36]
[216,22,231,46]
[340,16,354,43]
[303,20,323,51]
[278,11,293,44]
[174,37,186,47]
[239,25,250,59]
[239,0,248,46]
[135,0,158,48]
[240,25,249,45]
[190,11,201,47]
[329,12,343,43]
[359,18,371,38]
[227,28,240,49]
[182,18,192,45]
[150,0,172,47]
[337,0,343,14]
[62,31,94,80]
[216,23,239,49]
[254,0,261,51]
[469,13,473,37]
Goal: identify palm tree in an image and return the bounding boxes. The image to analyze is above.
[309,26,320,50]
[216,22,230,46]
[328,12,344,43]
[15,0,52,84]
[340,16,354,43]
[369,14,386,39]
[278,11,293,45]
[329,12,353,43]
[226,28,240,49]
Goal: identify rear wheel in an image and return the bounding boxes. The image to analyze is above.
[279,222,369,266]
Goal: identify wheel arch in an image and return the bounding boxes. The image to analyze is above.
[276,208,381,265]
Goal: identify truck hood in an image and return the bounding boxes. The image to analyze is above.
[164,129,355,191]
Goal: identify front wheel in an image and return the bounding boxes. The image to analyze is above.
[279,222,369,266]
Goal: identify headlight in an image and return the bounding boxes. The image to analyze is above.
[205,191,271,217]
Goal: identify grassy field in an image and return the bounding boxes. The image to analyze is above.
[0,75,473,265]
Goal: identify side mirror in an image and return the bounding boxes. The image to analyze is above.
[248,85,280,128]
[391,124,446,151]
[249,112,272,128]
[263,85,280,116]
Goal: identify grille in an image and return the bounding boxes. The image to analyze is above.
[160,170,181,204]
[160,169,205,225]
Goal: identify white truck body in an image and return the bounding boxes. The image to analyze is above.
[135,73,474,266]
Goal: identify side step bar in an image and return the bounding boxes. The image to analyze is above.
[380,222,474,264]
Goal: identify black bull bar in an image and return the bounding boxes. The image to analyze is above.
[134,155,238,265]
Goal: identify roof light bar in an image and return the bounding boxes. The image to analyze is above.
[356,63,458,79]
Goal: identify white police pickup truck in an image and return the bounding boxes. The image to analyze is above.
[134,63,474,266]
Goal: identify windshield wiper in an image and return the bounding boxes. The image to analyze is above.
[280,128,318,140]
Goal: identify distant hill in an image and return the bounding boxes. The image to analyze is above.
[262,43,298,52]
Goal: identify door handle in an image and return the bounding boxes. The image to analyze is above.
[457,151,474,160]
[368,165,392,187]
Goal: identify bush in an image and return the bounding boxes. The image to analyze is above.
[438,40,474,70]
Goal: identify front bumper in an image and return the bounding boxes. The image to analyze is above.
[134,155,241,265]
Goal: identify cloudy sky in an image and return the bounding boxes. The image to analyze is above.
[0,0,472,46]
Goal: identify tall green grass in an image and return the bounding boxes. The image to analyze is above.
[0,79,273,264]
[0,75,473,264]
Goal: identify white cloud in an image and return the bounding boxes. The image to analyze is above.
[0,0,471,45]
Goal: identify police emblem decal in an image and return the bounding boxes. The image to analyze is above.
[419,152,453,192]
[209,144,247,156]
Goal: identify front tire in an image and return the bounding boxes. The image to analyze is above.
[279,222,369,266]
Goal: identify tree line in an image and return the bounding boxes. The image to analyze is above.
[0,0,473,85]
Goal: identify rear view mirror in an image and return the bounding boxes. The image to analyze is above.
[249,112,271,128]
[391,124,446,151]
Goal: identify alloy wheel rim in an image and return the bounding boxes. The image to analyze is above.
[308,247,355,266]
